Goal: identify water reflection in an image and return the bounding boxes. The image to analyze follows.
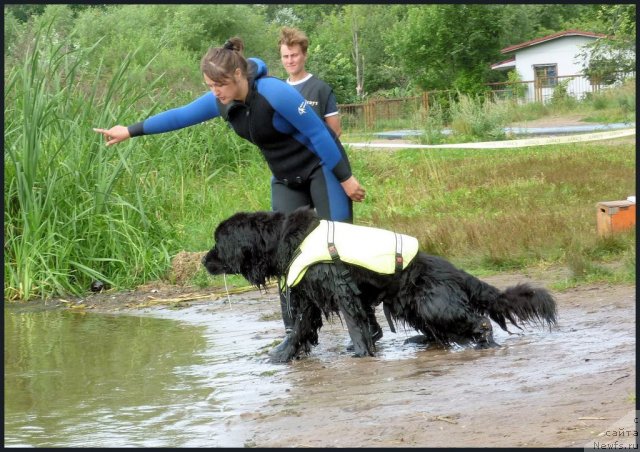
[4,307,284,447]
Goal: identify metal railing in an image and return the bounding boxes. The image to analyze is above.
[487,71,635,104]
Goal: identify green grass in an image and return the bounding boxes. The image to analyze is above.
[4,22,170,300]
[346,142,635,276]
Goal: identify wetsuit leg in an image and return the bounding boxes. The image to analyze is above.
[270,176,312,214]
[271,177,313,333]
[270,171,353,334]
[309,165,353,223]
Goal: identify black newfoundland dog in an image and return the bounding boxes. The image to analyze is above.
[202,208,557,363]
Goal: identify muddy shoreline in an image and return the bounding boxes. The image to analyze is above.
[8,267,636,448]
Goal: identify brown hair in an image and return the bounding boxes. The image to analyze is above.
[278,27,309,54]
[200,37,248,83]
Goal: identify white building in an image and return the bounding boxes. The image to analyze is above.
[491,30,607,103]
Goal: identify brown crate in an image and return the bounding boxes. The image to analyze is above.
[596,200,636,236]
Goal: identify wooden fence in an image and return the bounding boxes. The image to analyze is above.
[338,71,635,130]
[486,71,635,104]
[338,90,456,130]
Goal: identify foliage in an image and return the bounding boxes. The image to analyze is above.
[578,5,636,82]
[308,43,356,103]
[300,5,410,103]
[506,70,526,99]
[448,94,509,141]
[4,14,265,300]
[4,19,172,299]
[582,77,636,123]
[68,5,279,97]
[4,7,25,54]
[6,4,630,100]
[263,4,342,37]
[389,5,503,94]
[550,78,575,107]
[416,101,447,145]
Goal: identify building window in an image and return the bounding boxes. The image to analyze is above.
[534,64,557,87]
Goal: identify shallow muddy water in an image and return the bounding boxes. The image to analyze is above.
[4,301,288,447]
[4,281,636,447]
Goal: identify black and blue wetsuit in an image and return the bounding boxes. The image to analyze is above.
[127,58,354,222]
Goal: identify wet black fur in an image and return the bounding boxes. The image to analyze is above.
[202,208,558,363]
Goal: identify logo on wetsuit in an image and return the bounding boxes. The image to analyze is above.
[298,101,308,115]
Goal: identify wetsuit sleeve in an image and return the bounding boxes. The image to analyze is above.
[257,78,351,182]
[248,57,267,78]
[127,91,220,137]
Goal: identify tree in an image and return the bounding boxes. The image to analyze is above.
[496,5,593,48]
[578,5,636,83]
[262,4,341,37]
[390,5,503,94]
[304,13,357,103]
[346,6,366,99]
[307,5,410,101]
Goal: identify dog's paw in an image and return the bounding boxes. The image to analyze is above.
[268,352,293,363]
[268,348,294,363]
[268,338,303,363]
[474,340,500,350]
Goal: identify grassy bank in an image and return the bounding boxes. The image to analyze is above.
[186,138,636,293]
[4,22,635,301]
[349,141,635,282]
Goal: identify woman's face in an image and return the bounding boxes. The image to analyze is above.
[203,71,242,104]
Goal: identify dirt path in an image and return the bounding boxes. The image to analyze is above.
[41,268,636,448]
[508,113,593,128]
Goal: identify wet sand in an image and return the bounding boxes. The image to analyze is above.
[98,272,636,448]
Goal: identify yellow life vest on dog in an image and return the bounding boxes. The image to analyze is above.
[282,220,419,291]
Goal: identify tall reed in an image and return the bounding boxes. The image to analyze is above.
[4,19,174,300]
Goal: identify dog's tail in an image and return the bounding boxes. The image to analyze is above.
[467,278,557,332]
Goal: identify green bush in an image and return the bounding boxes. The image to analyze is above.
[4,20,176,300]
[550,78,578,108]
[417,102,446,145]
[448,94,508,141]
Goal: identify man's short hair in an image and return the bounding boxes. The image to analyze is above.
[278,26,309,54]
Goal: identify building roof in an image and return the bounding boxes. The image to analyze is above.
[491,57,516,70]
[501,30,606,54]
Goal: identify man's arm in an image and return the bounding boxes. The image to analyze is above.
[323,90,341,137]
[324,114,341,138]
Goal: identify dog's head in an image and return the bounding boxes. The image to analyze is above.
[201,211,285,287]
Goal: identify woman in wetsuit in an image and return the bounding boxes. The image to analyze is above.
[94,37,377,344]
[94,37,365,221]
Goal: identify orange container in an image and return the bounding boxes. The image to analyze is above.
[596,200,636,236]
